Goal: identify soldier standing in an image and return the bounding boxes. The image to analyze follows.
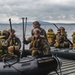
[31,21,47,39]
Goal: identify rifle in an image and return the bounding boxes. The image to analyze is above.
[9,18,14,45]
[53,23,73,45]
[21,17,27,57]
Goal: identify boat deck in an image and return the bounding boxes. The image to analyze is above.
[49,58,75,75]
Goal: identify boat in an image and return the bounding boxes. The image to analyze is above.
[0,54,61,75]
[51,47,75,60]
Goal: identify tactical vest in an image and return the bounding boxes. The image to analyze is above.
[9,38,16,46]
[72,35,75,43]
[29,36,44,50]
[61,32,67,40]
[72,35,75,48]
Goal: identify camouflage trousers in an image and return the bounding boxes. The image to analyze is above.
[25,49,42,57]
[32,50,42,56]
[54,41,69,48]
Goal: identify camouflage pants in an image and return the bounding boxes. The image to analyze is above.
[32,50,42,56]
[54,41,69,48]
[25,49,48,56]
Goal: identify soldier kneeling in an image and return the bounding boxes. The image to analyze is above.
[24,28,50,57]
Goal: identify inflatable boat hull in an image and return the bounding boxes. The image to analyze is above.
[0,55,58,75]
[51,49,75,60]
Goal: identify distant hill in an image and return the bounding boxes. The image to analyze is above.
[18,21,52,25]
[0,21,75,25]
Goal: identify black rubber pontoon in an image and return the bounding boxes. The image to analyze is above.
[51,48,75,60]
[0,54,60,75]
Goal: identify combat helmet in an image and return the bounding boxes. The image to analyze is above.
[33,28,41,34]
[48,28,53,32]
[59,26,65,30]
[1,30,10,36]
[8,29,15,33]
[33,21,41,26]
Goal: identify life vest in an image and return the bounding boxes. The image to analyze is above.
[46,32,55,43]
[72,35,75,43]
[46,32,55,38]
[9,38,16,46]
[29,36,45,50]
[60,32,67,41]
[72,35,75,48]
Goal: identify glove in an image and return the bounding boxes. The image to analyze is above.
[10,32,13,37]
[22,37,26,43]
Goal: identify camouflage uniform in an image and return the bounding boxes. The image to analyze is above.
[0,29,21,57]
[7,29,21,48]
[72,32,75,49]
[72,32,75,43]
[24,36,50,56]
[60,27,70,48]
[31,21,47,39]
[0,30,10,54]
[54,27,69,48]
[7,29,21,56]
[7,35,21,48]
[59,27,67,40]
[54,31,64,48]
[46,28,56,46]
[24,28,50,56]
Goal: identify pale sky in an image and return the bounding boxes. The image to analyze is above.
[0,0,75,23]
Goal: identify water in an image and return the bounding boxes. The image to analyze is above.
[0,24,75,49]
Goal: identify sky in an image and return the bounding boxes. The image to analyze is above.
[0,0,75,23]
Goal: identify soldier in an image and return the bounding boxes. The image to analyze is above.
[31,21,47,39]
[46,28,56,46]
[54,28,69,48]
[59,27,70,47]
[24,28,50,56]
[0,30,10,54]
[72,32,75,49]
[59,26,67,40]
[7,29,21,57]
